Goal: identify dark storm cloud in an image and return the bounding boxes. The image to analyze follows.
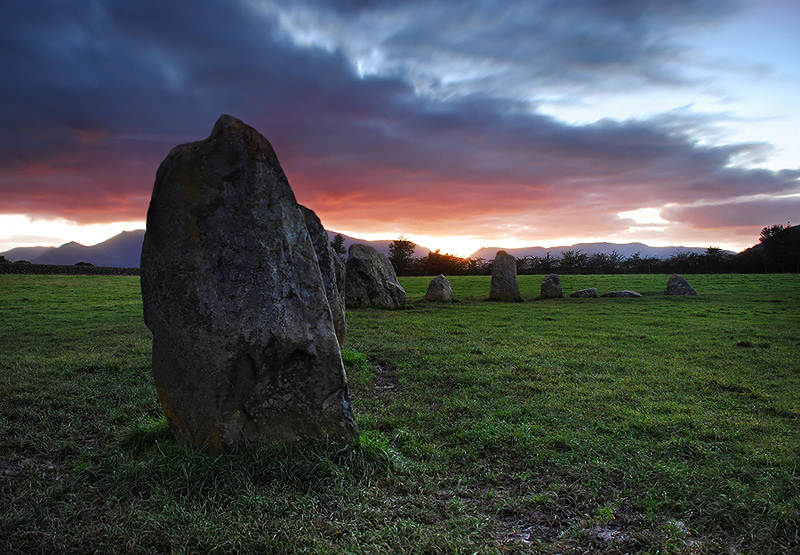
[289,0,738,94]
[0,0,796,246]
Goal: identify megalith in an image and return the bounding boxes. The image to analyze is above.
[140,114,358,452]
[345,243,406,308]
[300,205,347,344]
[424,274,454,302]
[570,288,597,298]
[665,274,699,296]
[539,273,563,299]
[489,250,522,301]
[601,290,642,298]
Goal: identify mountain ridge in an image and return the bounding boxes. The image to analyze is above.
[469,242,713,260]
[3,229,722,268]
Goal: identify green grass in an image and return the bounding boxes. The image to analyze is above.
[1,274,798,553]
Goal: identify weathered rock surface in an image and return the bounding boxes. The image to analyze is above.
[300,205,347,344]
[539,273,563,299]
[489,250,522,301]
[424,274,454,302]
[140,114,357,452]
[665,274,699,296]
[570,288,598,298]
[601,290,642,298]
[345,243,406,308]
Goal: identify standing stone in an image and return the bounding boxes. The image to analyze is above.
[424,274,454,302]
[539,273,563,299]
[570,288,597,298]
[300,205,347,344]
[141,114,357,452]
[600,290,642,298]
[345,243,406,308]
[489,250,522,301]
[665,274,699,296]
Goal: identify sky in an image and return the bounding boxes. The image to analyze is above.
[1,0,799,257]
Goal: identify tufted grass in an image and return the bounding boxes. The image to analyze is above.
[1,273,798,553]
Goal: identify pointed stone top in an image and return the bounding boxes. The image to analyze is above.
[209,114,250,138]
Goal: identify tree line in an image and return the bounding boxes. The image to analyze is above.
[342,224,798,276]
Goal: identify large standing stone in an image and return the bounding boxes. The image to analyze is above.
[424,274,454,302]
[300,205,347,344]
[345,243,406,308]
[140,114,358,452]
[489,250,522,301]
[539,273,563,299]
[665,274,699,296]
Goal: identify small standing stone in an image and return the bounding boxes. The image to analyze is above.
[489,250,522,301]
[345,243,406,308]
[424,274,454,302]
[539,273,563,299]
[570,288,598,298]
[665,274,699,296]
[601,290,642,298]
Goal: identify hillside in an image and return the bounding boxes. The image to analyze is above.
[1,229,431,268]
[31,230,146,268]
[1,245,55,262]
[733,224,800,273]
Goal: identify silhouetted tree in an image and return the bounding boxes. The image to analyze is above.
[759,223,790,243]
[330,234,346,259]
[388,236,416,275]
[559,250,588,274]
[468,257,491,275]
[418,250,470,275]
[702,246,732,273]
[530,253,557,274]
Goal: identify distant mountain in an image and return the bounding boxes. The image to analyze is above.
[3,229,733,268]
[469,242,712,260]
[1,245,56,262]
[1,229,431,268]
[27,230,146,267]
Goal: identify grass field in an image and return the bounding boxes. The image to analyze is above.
[1,274,798,553]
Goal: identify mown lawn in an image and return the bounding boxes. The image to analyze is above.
[1,274,798,553]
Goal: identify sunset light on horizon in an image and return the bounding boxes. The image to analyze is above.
[1,1,798,256]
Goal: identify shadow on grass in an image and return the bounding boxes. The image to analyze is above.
[114,417,401,499]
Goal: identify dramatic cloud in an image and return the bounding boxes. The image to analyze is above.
[0,0,797,253]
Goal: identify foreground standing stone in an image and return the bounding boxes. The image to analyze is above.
[141,114,357,452]
[539,273,563,299]
[489,250,522,301]
[424,274,454,302]
[665,274,699,296]
[345,243,406,308]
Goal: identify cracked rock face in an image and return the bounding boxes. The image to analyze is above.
[300,205,347,345]
[539,273,563,299]
[666,274,699,296]
[424,274,454,302]
[141,114,357,452]
[344,243,406,309]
